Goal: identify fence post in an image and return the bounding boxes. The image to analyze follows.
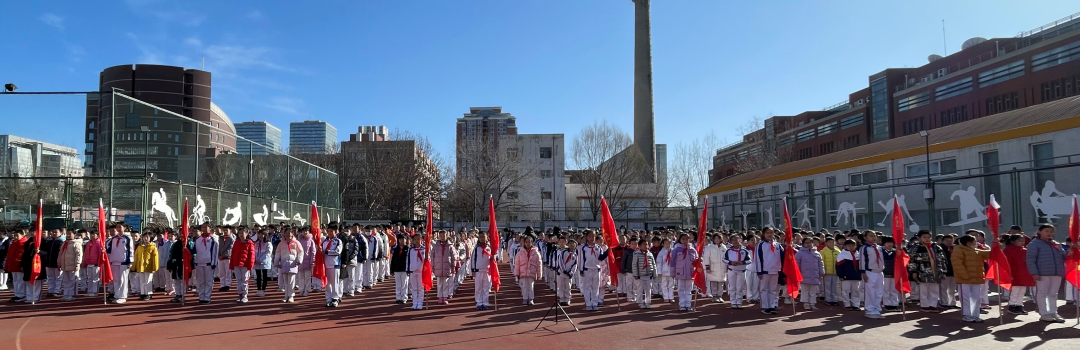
[866,186,874,230]
[928,181,937,234]
[1009,170,1022,227]
[141,176,149,233]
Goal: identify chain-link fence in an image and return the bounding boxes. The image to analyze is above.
[707,154,1080,240]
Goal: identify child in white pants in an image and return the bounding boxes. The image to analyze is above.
[631,240,656,308]
[953,235,991,323]
[795,238,825,310]
[724,236,751,308]
[836,239,862,310]
[656,239,675,303]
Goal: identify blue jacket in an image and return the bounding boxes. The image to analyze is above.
[1026,238,1066,277]
[836,250,863,281]
[253,241,273,270]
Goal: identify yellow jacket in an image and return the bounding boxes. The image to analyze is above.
[820,246,841,275]
[132,243,159,273]
[950,244,990,285]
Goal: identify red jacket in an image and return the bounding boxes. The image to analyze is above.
[4,237,27,272]
[229,239,255,270]
[1004,245,1035,287]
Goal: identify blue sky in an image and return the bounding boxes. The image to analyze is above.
[1,0,1077,161]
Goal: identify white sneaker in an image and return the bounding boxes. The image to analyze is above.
[114,299,127,304]
[0,286,8,290]
[87,293,97,297]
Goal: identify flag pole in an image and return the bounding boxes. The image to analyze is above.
[997,264,1003,325]
[900,285,906,321]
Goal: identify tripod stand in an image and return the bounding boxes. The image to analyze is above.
[534,276,579,332]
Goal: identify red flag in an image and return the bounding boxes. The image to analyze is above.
[1065,196,1080,288]
[98,199,114,286]
[421,198,433,291]
[28,199,44,283]
[781,197,802,298]
[691,198,708,292]
[180,200,192,288]
[310,202,326,286]
[599,197,620,287]
[892,195,911,294]
[984,195,1013,290]
[487,196,501,292]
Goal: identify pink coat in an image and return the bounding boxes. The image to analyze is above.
[82,239,103,267]
[514,246,542,280]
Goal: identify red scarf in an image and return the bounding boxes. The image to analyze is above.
[765,239,775,252]
[642,251,649,269]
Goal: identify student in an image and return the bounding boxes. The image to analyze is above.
[556,238,577,306]
[41,229,63,298]
[671,233,698,311]
[432,231,461,305]
[723,234,751,309]
[57,230,83,301]
[611,236,630,298]
[405,233,427,310]
[881,236,900,311]
[274,230,304,303]
[352,225,369,295]
[321,225,343,308]
[1003,234,1034,315]
[20,230,46,303]
[390,233,410,304]
[217,228,235,292]
[755,227,784,315]
[473,232,495,310]
[1026,224,1066,323]
[515,234,543,306]
[132,233,158,301]
[745,234,760,303]
[952,235,991,323]
[106,225,134,304]
[451,233,471,297]
[253,231,273,298]
[820,237,841,306]
[795,237,825,311]
[0,231,8,291]
[703,234,728,303]
[860,231,885,319]
[632,239,657,309]
[938,234,958,309]
[296,230,316,297]
[656,238,675,303]
[338,227,358,298]
[836,239,862,311]
[230,229,255,304]
[907,230,948,312]
[82,230,102,297]
[153,231,173,295]
[192,225,219,304]
[577,230,608,311]
[166,232,194,303]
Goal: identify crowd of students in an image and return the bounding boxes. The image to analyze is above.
[1,222,1077,325]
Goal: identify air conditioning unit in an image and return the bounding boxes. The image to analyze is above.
[937,68,949,78]
[920,75,932,83]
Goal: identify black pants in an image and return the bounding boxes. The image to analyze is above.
[255,269,269,291]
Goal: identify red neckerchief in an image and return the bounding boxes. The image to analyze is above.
[870,244,881,267]
[1047,239,1059,250]
[415,246,424,261]
[925,243,936,271]
[479,243,491,258]
[642,251,649,269]
[666,248,671,262]
[201,235,210,249]
[734,247,742,262]
[114,235,122,249]
[564,251,574,264]
[765,239,775,252]
[61,240,70,256]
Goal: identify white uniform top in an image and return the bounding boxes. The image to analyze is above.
[577,242,606,274]
[472,244,493,273]
[322,237,342,268]
[406,245,427,273]
[193,234,219,267]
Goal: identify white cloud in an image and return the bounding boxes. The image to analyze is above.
[184,37,202,47]
[40,13,64,30]
[245,10,264,20]
[204,45,291,72]
[67,43,86,62]
[266,97,304,115]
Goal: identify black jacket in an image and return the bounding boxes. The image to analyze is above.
[21,240,46,281]
[167,241,194,280]
[390,243,409,273]
[42,238,63,268]
[883,249,896,278]
[339,233,357,279]
[355,233,370,262]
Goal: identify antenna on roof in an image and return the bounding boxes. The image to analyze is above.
[942,19,947,55]
[201,56,205,71]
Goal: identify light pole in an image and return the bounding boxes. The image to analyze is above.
[920,130,935,231]
[141,126,150,179]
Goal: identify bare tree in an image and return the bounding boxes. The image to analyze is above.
[667,131,722,218]
[569,120,651,220]
[445,134,537,223]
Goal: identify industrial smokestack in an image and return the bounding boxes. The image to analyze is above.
[633,0,657,182]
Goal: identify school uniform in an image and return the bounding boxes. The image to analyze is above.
[153,237,173,292]
[321,237,343,304]
[106,234,134,303]
[611,245,628,296]
[656,247,675,302]
[556,248,577,304]
[0,236,9,291]
[390,242,410,302]
[745,247,760,302]
[192,234,219,302]
[703,243,728,300]
[341,233,360,295]
[546,242,560,290]
[939,245,958,307]
[1026,239,1066,319]
[432,242,461,301]
[406,244,427,309]
[362,234,379,288]
[577,242,608,310]
[882,248,900,307]
[231,238,255,302]
[723,246,751,307]
[253,240,273,295]
[755,240,784,310]
[20,239,46,303]
[859,243,885,316]
[836,250,863,308]
[166,240,193,300]
[452,242,470,295]
[378,232,391,281]
[620,247,637,302]
[472,243,494,308]
[632,249,657,308]
[5,237,28,299]
[217,234,235,289]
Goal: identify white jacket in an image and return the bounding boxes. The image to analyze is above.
[702,243,728,282]
[656,247,674,277]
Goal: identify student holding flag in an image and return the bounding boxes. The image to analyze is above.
[859,231,886,319]
[756,226,784,315]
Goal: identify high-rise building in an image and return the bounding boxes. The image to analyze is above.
[235,121,283,155]
[338,125,439,221]
[85,64,237,180]
[289,120,338,154]
[455,107,517,174]
[0,135,84,177]
[496,134,566,221]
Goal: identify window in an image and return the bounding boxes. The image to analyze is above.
[153,133,158,141]
[940,209,959,226]
[722,193,740,203]
[506,192,519,200]
[745,189,764,199]
[816,122,838,137]
[506,148,519,160]
[788,183,797,196]
[87,132,94,141]
[939,105,969,127]
[819,142,835,155]
[1033,142,1055,187]
[806,180,816,208]
[541,191,552,200]
[902,117,926,136]
[871,78,890,142]
[850,169,888,186]
[153,120,159,128]
[986,91,1020,116]
[843,135,861,149]
[840,113,864,130]
[826,176,837,211]
[905,159,957,178]
[1041,74,1080,102]
[796,129,815,143]
[539,147,552,159]
[540,170,552,178]
[981,151,1000,204]
[897,91,931,111]
[771,185,780,196]
[935,77,974,101]
[88,121,96,129]
[1032,39,1080,72]
[979,60,1025,88]
[778,136,795,148]
[798,147,812,160]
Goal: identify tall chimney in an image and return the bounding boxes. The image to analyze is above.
[633,0,657,182]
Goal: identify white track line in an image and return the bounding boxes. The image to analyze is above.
[16,317,33,350]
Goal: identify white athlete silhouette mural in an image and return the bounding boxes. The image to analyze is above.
[764,208,777,229]
[292,213,307,226]
[830,201,864,228]
[739,211,752,230]
[720,211,727,230]
[189,194,209,225]
[271,202,290,222]
[948,186,987,226]
[221,201,243,225]
[1030,180,1075,220]
[150,188,177,227]
[253,205,269,226]
[795,200,814,230]
[877,194,919,233]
